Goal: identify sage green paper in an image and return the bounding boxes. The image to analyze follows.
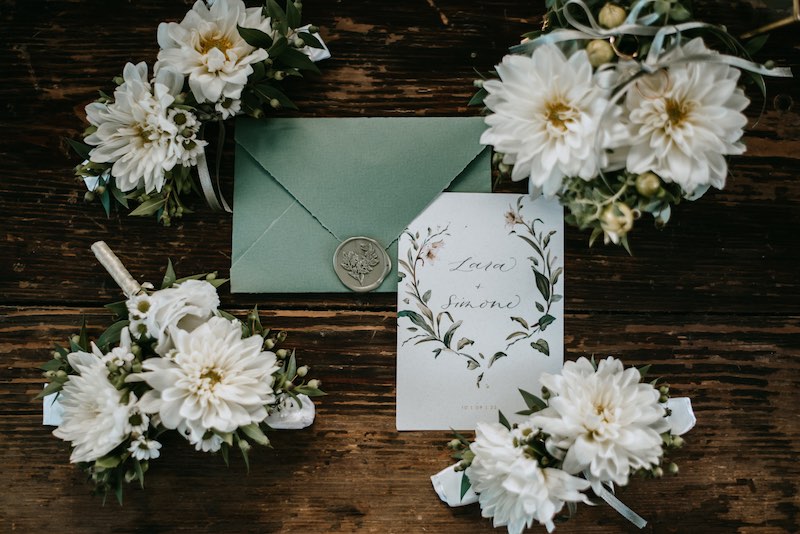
[231,117,491,293]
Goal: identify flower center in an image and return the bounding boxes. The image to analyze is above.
[199,367,223,389]
[544,100,578,131]
[664,97,692,128]
[199,34,234,56]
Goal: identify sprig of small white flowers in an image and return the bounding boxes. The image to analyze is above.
[69,0,328,225]
[39,259,324,504]
[441,357,694,533]
[474,0,790,251]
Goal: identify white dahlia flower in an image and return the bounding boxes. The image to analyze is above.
[466,422,589,534]
[84,62,199,193]
[156,0,273,105]
[133,316,280,439]
[480,45,627,196]
[127,279,220,356]
[625,38,749,197]
[532,357,670,490]
[52,350,133,463]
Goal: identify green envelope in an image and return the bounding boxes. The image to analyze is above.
[231,116,491,293]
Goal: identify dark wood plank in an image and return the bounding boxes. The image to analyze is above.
[1,307,798,532]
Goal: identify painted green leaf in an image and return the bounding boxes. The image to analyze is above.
[489,352,507,367]
[530,338,550,356]
[510,316,529,329]
[443,320,462,347]
[538,314,555,331]
[534,270,551,301]
[457,337,474,350]
[398,310,434,335]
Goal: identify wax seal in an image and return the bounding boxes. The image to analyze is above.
[333,237,392,292]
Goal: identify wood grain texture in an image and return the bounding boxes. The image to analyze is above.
[1,0,799,532]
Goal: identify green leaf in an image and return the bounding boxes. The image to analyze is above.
[221,443,230,466]
[267,0,287,26]
[534,270,551,301]
[105,300,129,318]
[109,180,128,208]
[78,318,89,350]
[456,337,474,350]
[518,235,543,256]
[459,472,472,501]
[468,87,488,107]
[442,320,462,348]
[293,385,327,397]
[638,364,652,379]
[237,25,274,49]
[285,0,301,28]
[96,320,130,349]
[237,436,251,472]
[269,35,289,57]
[537,314,555,331]
[134,459,145,489]
[297,31,324,49]
[95,455,122,469]
[129,198,167,217]
[100,188,111,217]
[253,83,298,110]
[40,359,62,372]
[35,380,64,400]
[276,47,321,74]
[510,316,529,329]
[519,389,547,412]
[161,259,177,289]
[240,423,270,446]
[398,310,434,336]
[744,34,769,57]
[488,351,507,367]
[530,338,550,356]
[498,410,511,430]
[66,137,92,160]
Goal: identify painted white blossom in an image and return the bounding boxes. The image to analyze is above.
[156,0,273,106]
[625,38,749,197]
[466,422,590,534]
[126,279,220,356]
[52,350,133,463]
[133,317,280,440]
[480,45,627,196]
[532,357,670,490]
[84,62,204,193]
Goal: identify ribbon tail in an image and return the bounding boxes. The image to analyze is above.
[431,464,479,507]
[594,482,648,529]
[197,149,232,213]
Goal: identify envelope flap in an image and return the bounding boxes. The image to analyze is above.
[235,117,488,247]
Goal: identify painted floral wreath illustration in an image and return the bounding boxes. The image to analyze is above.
[398,196,561,386]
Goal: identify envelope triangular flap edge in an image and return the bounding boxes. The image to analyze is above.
[234,116,489,249]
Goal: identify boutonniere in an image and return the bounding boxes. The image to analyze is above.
[432,357,696,532]
[39,242,324,503]
[472,0,791,251]
[69,0,328,224]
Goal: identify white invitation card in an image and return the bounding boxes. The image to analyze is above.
[396,193,564,430]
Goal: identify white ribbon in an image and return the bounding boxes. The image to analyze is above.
[197,149,232,213]
[91,241,142,297]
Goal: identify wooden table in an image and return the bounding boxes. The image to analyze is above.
[1,1,798,532]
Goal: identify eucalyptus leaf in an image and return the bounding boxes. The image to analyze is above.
[129,198,167,217]
[240,423,270,446]
[518,389,547,412]
[467,87,488,107]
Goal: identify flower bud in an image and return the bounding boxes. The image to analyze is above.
[308,25,319,34]
[44,370,56,379]
[71,335,81,345]
[84,191,95,202]
[635,172,662,197]
[277,331,288,343]
[600,202,634,241]
[586,39,615,67]
[473,79,484,88]
[672,435,685,448]
[292,36,305,48]
[52,351,61,359]
[498,162,511,174]
[55,370,67,379]
[448,438,461,449]
[206,272,217,281]
[270,98,281,109]
[252,108,265,119]
[174,93,186,105]
[276,348,289,359]
[307,379,321,389]
[113,76,124,86]
[652,466,664,478]
[296,365,308,377]
[274,71,285,81]
[94,184,106,195]
[667,462,679,475]
[599,3,627,28]
[294,1,303,9]
[264,338,276,350]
